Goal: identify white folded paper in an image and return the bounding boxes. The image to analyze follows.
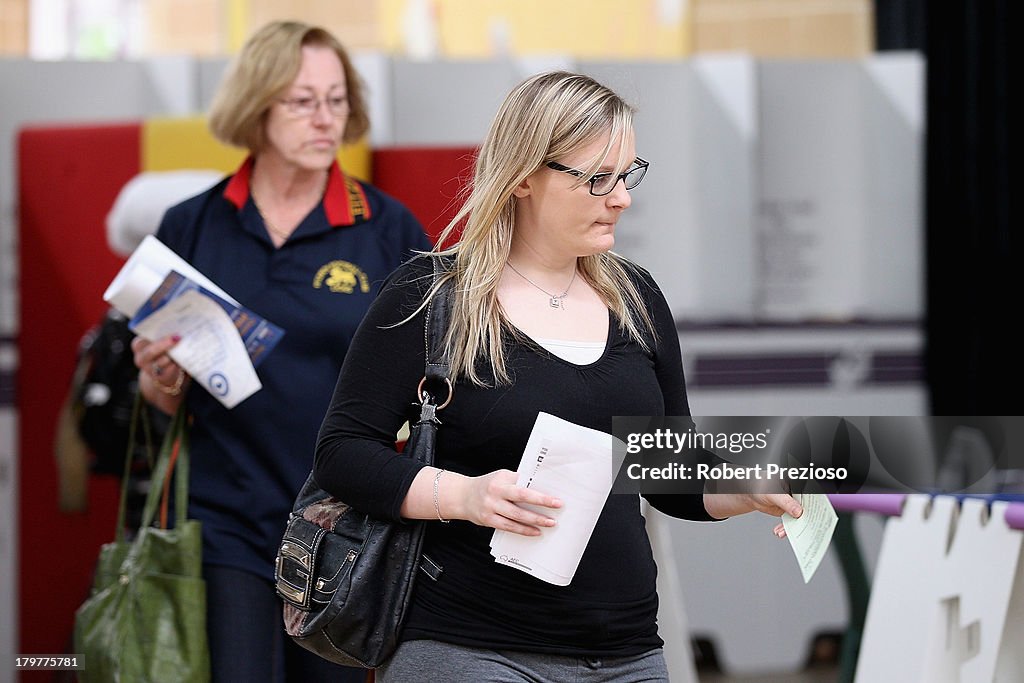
[490,412,618,586]
[781,492,838,583]
[103,237,268,409]
[104,235,238,317]
[131,288,261,409]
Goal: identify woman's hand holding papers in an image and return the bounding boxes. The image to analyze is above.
[401,467,563,536]
[132,333,189,415]
[459,469,563,536]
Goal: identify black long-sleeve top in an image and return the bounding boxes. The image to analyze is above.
[315,256,713,657]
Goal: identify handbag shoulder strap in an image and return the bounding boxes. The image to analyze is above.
[138,405,189,530]
[418,257,454,415]
[113,391,144,542]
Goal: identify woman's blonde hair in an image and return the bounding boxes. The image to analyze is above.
[429,70,655,386]
[207,21,369,153]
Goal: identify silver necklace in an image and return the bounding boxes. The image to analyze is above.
[506,262,577,309]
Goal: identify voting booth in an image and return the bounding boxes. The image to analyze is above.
[584,54,924,323]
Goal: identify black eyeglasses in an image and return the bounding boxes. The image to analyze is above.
[545,156,649,196]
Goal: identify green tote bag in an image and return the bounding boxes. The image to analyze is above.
[74,402,210,682]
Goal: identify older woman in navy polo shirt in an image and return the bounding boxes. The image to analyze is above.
[131,21,430,683]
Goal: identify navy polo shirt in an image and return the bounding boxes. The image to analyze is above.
[155,157,431,580]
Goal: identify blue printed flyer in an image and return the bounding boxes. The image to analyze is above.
[129,270,285,407]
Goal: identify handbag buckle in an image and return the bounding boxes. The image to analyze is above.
[275,516,325,609]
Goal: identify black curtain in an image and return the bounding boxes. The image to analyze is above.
[874,0,925,51]
[925,2,1019,413]
[880,1,1020,413]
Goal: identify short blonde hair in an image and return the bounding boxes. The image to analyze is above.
[431,71,654,386]
[208,21,369,153]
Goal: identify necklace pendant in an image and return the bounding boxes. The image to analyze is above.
[550,296,563,309]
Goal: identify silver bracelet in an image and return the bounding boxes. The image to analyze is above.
[432,469,450,523]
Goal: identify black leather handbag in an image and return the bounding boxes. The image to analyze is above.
[275,262,453,668]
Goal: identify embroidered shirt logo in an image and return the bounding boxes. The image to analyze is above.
[313,260,370,294]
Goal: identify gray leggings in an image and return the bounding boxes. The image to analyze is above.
[376,639,669,683]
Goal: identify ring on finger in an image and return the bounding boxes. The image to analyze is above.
[151,361,163,376]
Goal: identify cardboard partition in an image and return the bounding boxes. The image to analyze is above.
[756,56,923,321]
[583,58,758,321]
[390,59,554,145]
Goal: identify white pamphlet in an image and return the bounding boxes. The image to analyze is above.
[489,412,618,586]
[131,288,261,408]
[781,492,838,583]
[103,234,238,317]
[103,238,284,409]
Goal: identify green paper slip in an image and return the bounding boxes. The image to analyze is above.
[782,493,838,583]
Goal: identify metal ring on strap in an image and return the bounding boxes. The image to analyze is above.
[417,376,453,410]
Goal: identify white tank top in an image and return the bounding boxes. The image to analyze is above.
[533,337,606,365]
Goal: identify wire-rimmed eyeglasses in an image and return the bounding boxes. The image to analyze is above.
[545,156,650,196]
[278,94,349,118]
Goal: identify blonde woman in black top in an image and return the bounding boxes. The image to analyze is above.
[315,71,800,682]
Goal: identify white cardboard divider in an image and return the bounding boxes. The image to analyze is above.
[645,503,699,683]
[691,55,758,320]
[141,56,198,116]
[351,52,396,147]
[196,57,229,112]
[756,60,865,320]
[861,53,925,319]
[855,495,1024,682]
[582,58,758,321]
[756,55,924,321]
[390,59,569,146]
[585,55,923,323]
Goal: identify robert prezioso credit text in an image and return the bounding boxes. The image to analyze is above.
[626,462,848,481]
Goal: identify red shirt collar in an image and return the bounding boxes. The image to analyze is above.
[223,156,368,226]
